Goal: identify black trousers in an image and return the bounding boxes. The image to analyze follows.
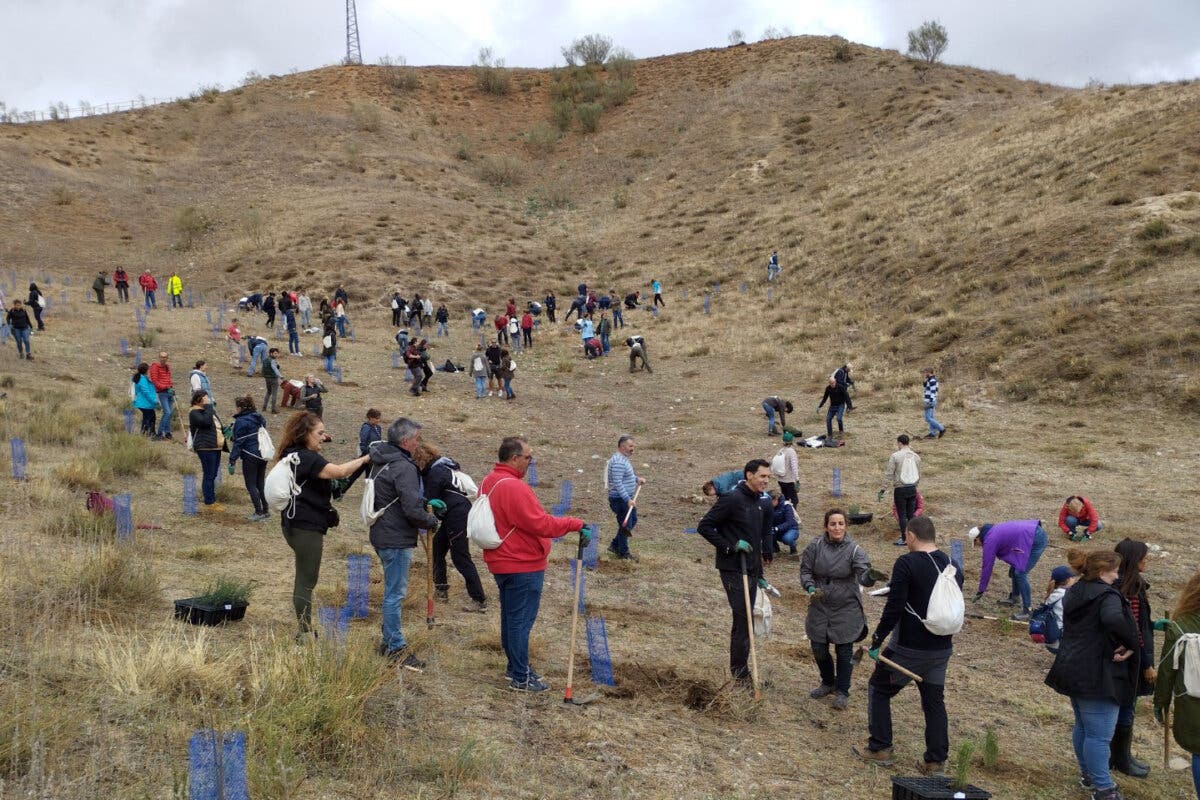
[867,648,951,764]
[242,456,267,515]
[813,641,855,693]
[778,480,798,505]
[392,308,401,326]
[894,484,918,535]
[433,525,485,603]
[720,569,757,679]
[546,307,556,322]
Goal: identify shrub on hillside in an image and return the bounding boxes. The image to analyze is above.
[606,48,636,81]
[478,156,523,187]
[562,34,612,66]
[350,101,382,132]
[576,102,603,133]
[760,26,791,41]
[603,79,635,108]
[175,205,213,250]
[728,29,746,46]
[551,99,574,131]
[379,55,420,92]
[907,20,949,64]
[1136,218,1171,240]
[524,124,559,155]
[474,48,511,96]
[832,38,853,62]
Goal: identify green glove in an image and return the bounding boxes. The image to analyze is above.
[579,526,591,548]
[427,498,447,519]
[330,478,349,500]
[757,578,768,590]
[972,591,984,603]
[806,586,815,595]
[227,462,236,475]
[1152,618,1171,632]
[867,567,890,582]
[868,646,881,661]
[735,539,751,553]
[876,489,885,502]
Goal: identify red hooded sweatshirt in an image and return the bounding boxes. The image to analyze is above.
[480,463,583,575]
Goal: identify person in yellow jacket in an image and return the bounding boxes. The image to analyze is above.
[167,272,184,308]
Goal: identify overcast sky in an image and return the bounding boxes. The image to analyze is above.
[3,0,1199,114]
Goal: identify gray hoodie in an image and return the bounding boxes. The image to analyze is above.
[367,443,438,549]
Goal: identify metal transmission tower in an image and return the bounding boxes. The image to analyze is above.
[345,0,362,65]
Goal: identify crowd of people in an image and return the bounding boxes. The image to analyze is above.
[5,262,1198,800]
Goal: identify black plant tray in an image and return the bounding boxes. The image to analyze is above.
[892,776,991,800]
[848,512,874,525]
[174,597,248,626]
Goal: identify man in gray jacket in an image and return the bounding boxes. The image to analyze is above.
[368,417,441,672]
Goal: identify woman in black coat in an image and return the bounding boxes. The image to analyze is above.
[187,390,224,508]
[1045,550,1139,799]
[27,283,45,330]
[1111,538,1156,778]
[412,442,487,612]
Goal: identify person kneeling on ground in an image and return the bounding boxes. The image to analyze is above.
[1059,495,1103,542]
[853,515,962,776]
[627,335,651,373]
[769,490,799,555]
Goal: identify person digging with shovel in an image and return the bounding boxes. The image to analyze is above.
[606,434,645,561]
[697,459,773,695]
[853,515,962,775]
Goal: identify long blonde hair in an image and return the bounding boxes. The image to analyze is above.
[411,441,440,471]
[275,411,321,463]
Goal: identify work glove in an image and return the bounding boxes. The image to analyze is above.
[578,526,592,548]
[427,499,447,519]
[734,539,752,553]
[876,489,886,502]
[806,586,816,595]
[1152,618,1171,632]
[972,591,984,604]
[757,578,769,590]
[867,567,890,583]
[868,646,881,662]
[227,462,236,476]
[330,478,349,500]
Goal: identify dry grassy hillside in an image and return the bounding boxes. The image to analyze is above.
[1,36,1200,800]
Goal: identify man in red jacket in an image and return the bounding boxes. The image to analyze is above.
[480,435,587,692]
[1058,495,1102,541]
[148,351,175,440]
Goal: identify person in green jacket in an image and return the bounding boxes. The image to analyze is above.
[1154,569,1200,799]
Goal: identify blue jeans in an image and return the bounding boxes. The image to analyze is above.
[494,570,544,682]
[374,546,413,654]
[503,377,514,398]
[1070,696,1119,790]
[1065,516,1103,537]
[324,354,335,373]
[197,450,221,504]
[762,401,777,433]
[600,332,610,353]
[924,403,944,435]
[1009,524,1048,611]
[767,264,780,281]
[335,317,347,337]
[171,293,183,308]
[612,308,623,327]
[156,390,175,437]
[777,526,799,549]
[474,376,486,398]
[144,290,156,309]
[608,496,636,556]
[437,321,448,337]
[288,328,300,354]
[12,327,30,357]
[300,308,311,327]
[825,405,844,438]
[247,343,267,375]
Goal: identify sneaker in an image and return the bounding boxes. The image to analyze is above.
[1011,611,1031,622]
[893,537,907,546]
[201,503,227,513]
[924,433,937,439]
[399,653,426,673]
[1079,775,1093,789]
[997,597,1019,607]
[509,676,549,693]
[434,588,449,603]
[505,669,542,683]
[937,429,945,438]
[1091,789,1125,800]
[617,553,639,562]
[916,760,945,776]
[810,683,836,699]
[851,745,894,766]
[24,354,32,361]
[462,599,487,613]
[832,692,849,710]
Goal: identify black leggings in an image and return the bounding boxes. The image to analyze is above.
[813,640,855,694]
[432,525,486,603]
[242,456,267,515]
[139,408,156,435]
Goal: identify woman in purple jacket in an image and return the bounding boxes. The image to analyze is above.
[968,519,1048,621]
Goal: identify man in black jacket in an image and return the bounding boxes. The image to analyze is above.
[853,515,963,774]
[5,299,33,360]
[697,459,772,687]
[818,377,854,439]
[367,417,440,671]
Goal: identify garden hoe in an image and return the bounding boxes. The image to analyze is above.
[740,552,762,701]
[564,530,602,707]
[850,646,924,682]
[621,485,642,528]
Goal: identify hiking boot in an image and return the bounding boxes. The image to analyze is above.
[937,429,945,438]
[831,692,849,710]
[462,599,487,613]
[1011,611,1031,622]
[924,433,937,439]
[399,653,426,673]
[1090,788,1125,800]
[809,683,836,699]
[24,354,32,360]
[434,588,449,603]
[998,596,1019,607]
[509,675,549,693]
[893,537,906,546]
[201,503,226,513]
[916,760,945,776]
[851,745,893,766]
[1111,724,1149,778]
[1079,774,1093,790]
[617,553,639,562]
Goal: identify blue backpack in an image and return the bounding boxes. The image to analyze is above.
[1029,597,1063,648]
